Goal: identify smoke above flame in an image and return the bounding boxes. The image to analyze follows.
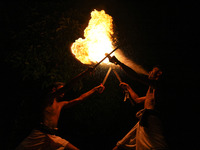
[71,9,115,64]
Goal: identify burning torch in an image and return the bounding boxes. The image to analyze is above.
[51,46,120,99]
[107,55,159,89]
[102,67,112,86]
[112,69,135,106]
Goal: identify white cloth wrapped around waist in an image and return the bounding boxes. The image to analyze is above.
[117,109,168,150]
[16,129,69,150]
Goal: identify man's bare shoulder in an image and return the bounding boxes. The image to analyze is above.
[58,101,70,107]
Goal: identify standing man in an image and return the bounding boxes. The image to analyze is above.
[109,56,168,150]
[16,82,105,150]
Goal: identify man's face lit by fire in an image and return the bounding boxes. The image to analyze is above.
[57,85,65,98]
[148,67,162,80]
[52,84,65,100]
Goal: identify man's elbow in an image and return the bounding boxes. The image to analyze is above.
[134,97,145,103]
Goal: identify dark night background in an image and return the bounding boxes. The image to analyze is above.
[1,0,199,150]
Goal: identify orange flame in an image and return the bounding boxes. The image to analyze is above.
[71,9,115,64]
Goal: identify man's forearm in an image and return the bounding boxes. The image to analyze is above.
[62,88,97,108]
[78,88,97,101]
[127,86,146,103]
[118,62,157,88]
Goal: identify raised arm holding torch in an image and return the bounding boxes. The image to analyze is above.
[113,69,135,105]
[107,55,159,88]
[50,46,120,100]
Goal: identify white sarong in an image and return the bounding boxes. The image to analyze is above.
[16,129,69,150]
[116,109,168,150]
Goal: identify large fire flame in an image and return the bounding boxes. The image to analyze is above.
[71,9,115,64]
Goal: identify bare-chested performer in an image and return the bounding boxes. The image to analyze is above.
[16,82,105,150]
[108,56,168,149]
[112,67,168,150]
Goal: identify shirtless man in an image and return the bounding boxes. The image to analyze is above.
[16,82,105,150]
[112,67,168,150]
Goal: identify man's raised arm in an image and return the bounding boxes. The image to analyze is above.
[60,84,105,108]
[108,56,158,88]
[120,82,146,104]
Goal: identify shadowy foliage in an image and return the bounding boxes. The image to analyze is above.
[4,1,91,88]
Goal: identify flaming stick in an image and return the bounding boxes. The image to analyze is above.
[113,69,134,105]
[113,69,122,83]
[59,9,122,97]
[102,67,112,85]
[53,46,119,99]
